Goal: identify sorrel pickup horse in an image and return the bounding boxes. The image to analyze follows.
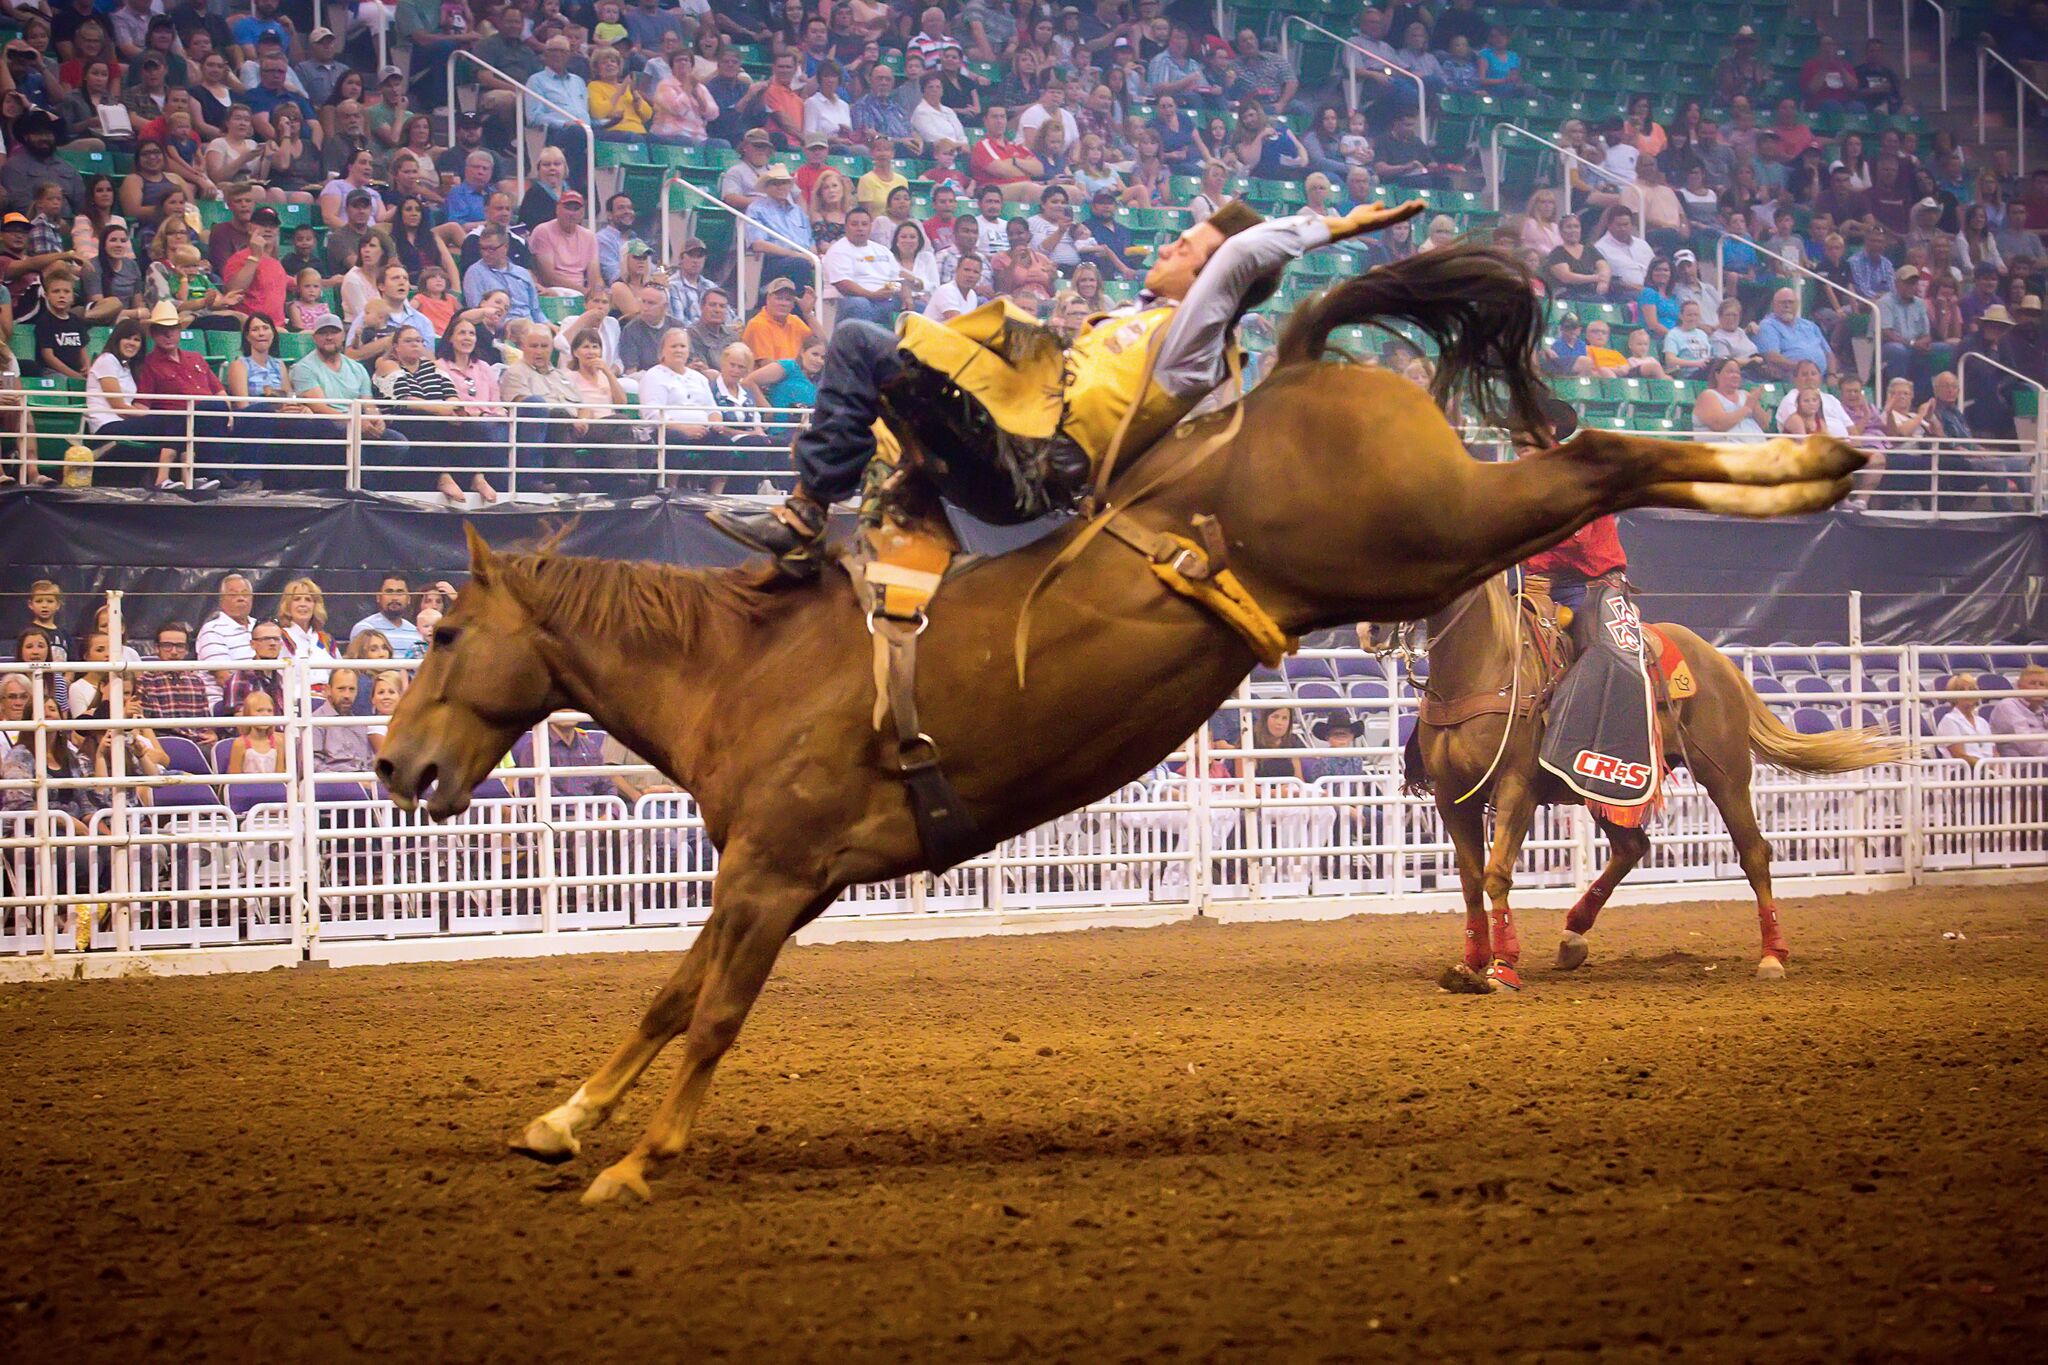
[376,248,1868,1204]
[1415,575,1904,993]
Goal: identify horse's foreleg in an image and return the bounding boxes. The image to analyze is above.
[1558,820,1651,971]
[1696,760,1788,980]
[1435,793,1492,993]
[583,858,834,1205]
[511,936,713,1164]
[1478,771,1538,992]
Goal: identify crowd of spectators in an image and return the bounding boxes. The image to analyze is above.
[0,0,2033,504]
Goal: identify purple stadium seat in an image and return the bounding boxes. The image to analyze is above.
[1884,705,1904,735]
[472,777,511,801]
[1792,675,1837,696]
[1396,713,1417,746]
[1283,656,1334,684]
[1791,707,1834,735]
[1250,663,1284,686]
[1811,642,1850,671]
[1977,673,2012,696]
[1751,676,1788,697]
[1346,677,1391,701]
[159,736,211,774]
[227,780,289,816]
[210,738,235,773]
[1332,654,1380,680]
[1855,706,1886,732]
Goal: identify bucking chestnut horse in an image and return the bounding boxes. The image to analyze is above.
[376,247,1867,1204]
[1413,573,1903,993]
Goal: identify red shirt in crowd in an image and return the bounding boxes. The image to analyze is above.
[922,209,956,246]
[137,342,226,407]
[224,248,288,327]
[970,134,1033,187]
[1526,515,1627,579]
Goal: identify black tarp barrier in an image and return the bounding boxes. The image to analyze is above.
[2,488,2042,645]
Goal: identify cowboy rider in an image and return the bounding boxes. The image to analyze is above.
[708,196,1429,576]
[1519,397,1628,646]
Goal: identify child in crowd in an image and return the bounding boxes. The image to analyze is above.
[29,267,89,381]
[1439,34,1481,95]
[25,580,71,660]
[27,182,67,257]
[286,268,328,332]
[226,690,280,775]
[281,225,326,284]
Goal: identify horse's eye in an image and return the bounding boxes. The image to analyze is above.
[432,626,459,649]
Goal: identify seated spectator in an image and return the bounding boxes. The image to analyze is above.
[224,312,349,489]
[1662,299,1713,378]
[744,163,816,296]
[311,668,375,773]
[1478,26,1522,90]
[350,578,422,655]
[1694,357,1768,441]
[220,618,285,717]
[969,104,1043,205]
[3,692,163,876]
[1581,320,1628,376]
[1594,208,1655,299]
[529,189,600,298]
[1543,313,1590,377]
[886,219,937,316]
[225,688,282,774]
[636,325,717,450]
[1709,298,1763,374]
[366,669,406,749]
[924,251,989,322]
[430,315,506,506]
[990,216,1056,308]
[372,325,470,494]
[1755,288,1838,382]
[509,715,615,800]
[1545,214,1609,300]
[462,223,545,326]
[1935,674,1994,766]
[739,276,814,364]
[131,618,212,743]
[686,287,740,369]
[1616,328,1669,378]
[855,133,909,218]
[1990,666,2048,758]
[1774,359,1852,435]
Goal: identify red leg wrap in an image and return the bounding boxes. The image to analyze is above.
[1489,904,1521,965]
[1758,902,1790,961]
[1564,881,1615,935]
[1463,914,1490,972]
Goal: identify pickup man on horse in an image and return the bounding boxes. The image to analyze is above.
[708,197,1429,576]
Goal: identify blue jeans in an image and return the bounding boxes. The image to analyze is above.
[792,319,902,502]
[833,294,901,326]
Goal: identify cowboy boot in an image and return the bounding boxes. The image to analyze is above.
[707,490,830,579]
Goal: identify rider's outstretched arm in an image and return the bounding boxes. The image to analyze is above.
[1150,200,1425,399]
[1152,213,1333,400]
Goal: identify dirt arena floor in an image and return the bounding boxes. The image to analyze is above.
[2,885,2045,1362]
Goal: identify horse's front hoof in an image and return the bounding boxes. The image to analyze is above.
[1439,963,1493,994]
[1756,955,1787,981]
[1484,959,1524,993]
[1556,931,1589,971]
[581,1161,653,1206]
[510,1111,581,1164]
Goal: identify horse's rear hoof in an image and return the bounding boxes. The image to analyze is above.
[1756,955,1787,981]
[1556,931,1589,971]
[510,1113,581,1164]
[1439,963,1492,994]
[581,1162,653,1206]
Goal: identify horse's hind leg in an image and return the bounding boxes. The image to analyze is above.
[511,936,713,1163]
[1695,756,1788,980]
[1557,819,1651,971]
[583,855,835,1205]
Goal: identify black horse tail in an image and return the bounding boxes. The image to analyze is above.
[1273,243,1552,441]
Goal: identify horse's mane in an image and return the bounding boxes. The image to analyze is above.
[496,551,788,652]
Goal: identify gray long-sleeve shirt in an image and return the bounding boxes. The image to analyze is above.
[1148,211,1333,399]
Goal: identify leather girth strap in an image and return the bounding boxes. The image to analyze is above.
[1417,685,1544,727]
[844,538,982,875]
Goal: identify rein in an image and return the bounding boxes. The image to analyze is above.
[1422,578,1531,805]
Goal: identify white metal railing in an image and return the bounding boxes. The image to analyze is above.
[1488,122,1645,222]
[662,173,830,332]
[4,629,2043,963]
[1904,0,1951,111]
[1978,44,2048,172]
[1956,349,2048,506]
[447,52,599,234]
[23,389,2042,513]
[1716,232,1885,401]
[1279,16,1429,143]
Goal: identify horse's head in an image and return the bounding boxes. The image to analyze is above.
[376,526,568,819]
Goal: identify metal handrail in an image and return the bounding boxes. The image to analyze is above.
[1956,349,2048,513]
[1904,0,1950,111]
[1278,16,1428,143]
[447,51,599,233]
[1716,232,1884,401]
[1487,122,1645,220]
[662,173,828,332]
[1978,45,2048,172]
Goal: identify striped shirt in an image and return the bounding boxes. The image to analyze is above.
[194,611,253,707]
[374,361,458,407]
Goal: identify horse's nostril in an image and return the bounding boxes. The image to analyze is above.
[374,757,396,785]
